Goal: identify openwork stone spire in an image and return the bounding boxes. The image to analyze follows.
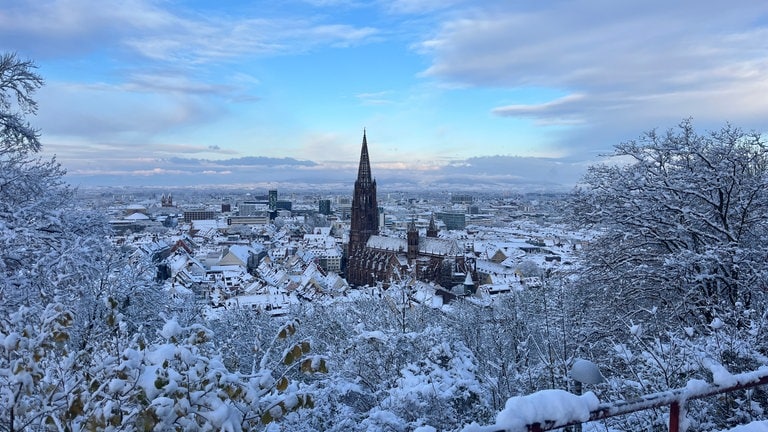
[357,129,372,186]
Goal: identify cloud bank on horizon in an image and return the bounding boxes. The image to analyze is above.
[2,0,767,189]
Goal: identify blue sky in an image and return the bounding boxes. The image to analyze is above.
[2,0,768,190]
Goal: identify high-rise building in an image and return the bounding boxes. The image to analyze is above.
[268,189,278,211]
[239,201,268,216]
[319,199,332,215]
[276,200,292,211]
[451,193,474,204]
[183,210,216,223]
[436,211,466,230]
[337,196,352,219]
[346,131,379,286]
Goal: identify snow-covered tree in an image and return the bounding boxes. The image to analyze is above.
[278,296,492,431]
[1,53,325,431]
[0,52,87,431]
[571,119,768,329]
[447,296,533,410]
[567,120,768,430]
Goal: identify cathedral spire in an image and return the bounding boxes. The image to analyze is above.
[427,214,438,238]
[357,129,372,186]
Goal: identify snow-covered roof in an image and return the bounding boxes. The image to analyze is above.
[226,288,295,310]
[226,244,254,264]
[313,227,332,236]
[125,212,150,220]
[419,237,460,256]
[167,252,190,275]
[367,235,407,252]
[476,259,514,275]
[365,235,461,256]
[208,265,246,275]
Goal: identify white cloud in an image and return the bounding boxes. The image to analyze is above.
[0,0,181,57]
[56,150,586,190]
[36,81,224,139]
[124,73,236,95]
[384,0,469,14]
[418,0,768,153]
[356,90,395,105]
[492,94,587,125]
[0,0,379,64]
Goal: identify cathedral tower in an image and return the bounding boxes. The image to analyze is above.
[407,219,419,261]
[347,130,379,286]
[426,214,439,238]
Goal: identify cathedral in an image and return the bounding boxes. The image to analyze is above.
[345,132,476,290]
[346,130,380,286]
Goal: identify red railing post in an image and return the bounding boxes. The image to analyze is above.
[669,401,680,432]
[530,422,543,432]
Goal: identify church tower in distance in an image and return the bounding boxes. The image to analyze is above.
[347,130,379,286]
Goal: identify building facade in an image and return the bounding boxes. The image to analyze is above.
[268,190,278,211]
[319,199,332,215]
[437,211,466,230]
[183,210,216,223]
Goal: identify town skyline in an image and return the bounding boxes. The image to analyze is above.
[2,0,768,188]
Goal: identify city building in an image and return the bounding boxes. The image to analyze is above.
[276,200,293,211]
[436,211,466,230]
[161,193,174,207]
[337,196,352,219]
[269,189,278,211]
[183,210,216,223]
[319,199,332,215]
[228,215,270,226]
[451,193,474,204]
[239,201,269,216]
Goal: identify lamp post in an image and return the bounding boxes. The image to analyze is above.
[570,359,605,432]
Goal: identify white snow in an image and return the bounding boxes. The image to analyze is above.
[685,379,709,394]
[721,421,768,432]
[367,235,406,251]
[707,360,737,387]
[710,317,724,329]
[160,319,183,340]
[465,389,599,432]
[2,332,20,351]
[359,330,388,343]
[570,359,605,385]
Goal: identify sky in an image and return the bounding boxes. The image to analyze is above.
[2,0,768,191]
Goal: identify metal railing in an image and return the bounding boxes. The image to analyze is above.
[524,368,768,432]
